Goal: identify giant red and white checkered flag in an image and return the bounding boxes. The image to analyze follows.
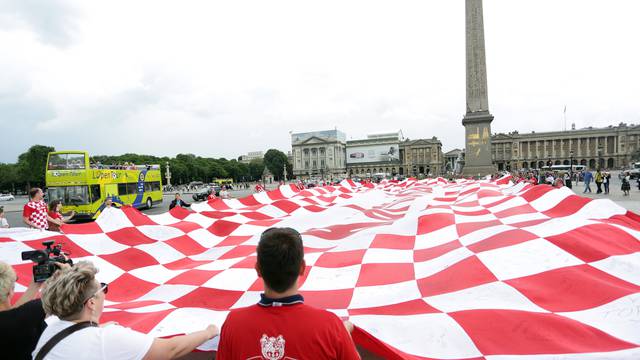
[2,178,640,359]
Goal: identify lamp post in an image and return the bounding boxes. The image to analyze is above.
[569,150,574,178]
[165,162,172,187]
[597,146,603,170]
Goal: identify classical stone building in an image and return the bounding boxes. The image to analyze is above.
[399,137,443,176]
[444,149,463,174]
[491,123,640,171]
[291,130,347,178]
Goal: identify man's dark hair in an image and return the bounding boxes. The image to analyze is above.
[257,227,304,293]
[29,188,41,199]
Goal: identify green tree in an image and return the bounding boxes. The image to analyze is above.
[263,149,289,181]
[0,163,21,193]
[248,158,265,181]
[17,145,55,190]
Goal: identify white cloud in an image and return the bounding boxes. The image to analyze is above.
[0,0,639,162]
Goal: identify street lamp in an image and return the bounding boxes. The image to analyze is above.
[569,150,574,178]
[597,146,603,170]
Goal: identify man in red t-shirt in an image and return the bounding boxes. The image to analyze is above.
[22,188,57,230]
[217,227,360,360]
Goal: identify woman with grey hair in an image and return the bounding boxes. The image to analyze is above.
[33,261,218,360]
[0,261,47,360]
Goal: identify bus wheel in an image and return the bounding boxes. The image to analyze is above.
[146,197,153,209]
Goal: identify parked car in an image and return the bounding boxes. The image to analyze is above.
[0,193,15,201]
[192,186,220,201]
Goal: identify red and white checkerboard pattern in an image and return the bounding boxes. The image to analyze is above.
[24,200,49,230]
[2,178,640,359]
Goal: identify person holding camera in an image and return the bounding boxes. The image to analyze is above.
[32,260,219,360]
[0,261,48,360]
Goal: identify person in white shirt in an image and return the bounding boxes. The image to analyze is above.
[0,206,8,228]
[33,261,218,360]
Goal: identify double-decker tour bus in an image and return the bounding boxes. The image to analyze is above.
[45,151,163,220]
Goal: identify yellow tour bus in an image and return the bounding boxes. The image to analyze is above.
[211,178,234,186]
[45,151,163,220]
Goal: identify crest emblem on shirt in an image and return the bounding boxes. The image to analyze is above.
[260,334,285,360]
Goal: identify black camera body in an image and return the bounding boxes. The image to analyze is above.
[21,240,73,282]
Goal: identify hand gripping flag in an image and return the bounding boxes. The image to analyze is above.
[2,178,640,359]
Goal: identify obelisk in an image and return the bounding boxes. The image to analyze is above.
[462,0,495,176]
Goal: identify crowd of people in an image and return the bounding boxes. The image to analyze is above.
[497,168,635,195]
[0,227,359,360]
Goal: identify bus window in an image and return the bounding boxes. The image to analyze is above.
[90,185,101,203]
[47,153,86,170]
[126,183,138,195]
[48,187,65,203]
[118,183,127,195]
[67,186,89,205]
[48,186,89,205]
[151,181,161,191]
[145,182,153,192]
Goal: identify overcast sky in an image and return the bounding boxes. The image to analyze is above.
[1,0,639,163]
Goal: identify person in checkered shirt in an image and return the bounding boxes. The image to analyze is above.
[22,188,59,230]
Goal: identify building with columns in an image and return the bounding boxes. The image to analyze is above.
[491,123,640,171]
[444,149,463,174]
[399,137,443,176]
[291,130,347,179]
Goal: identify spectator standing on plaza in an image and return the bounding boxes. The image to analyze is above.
[169,193,191,210]
[582,170,593,193]
[32,261,218,360]
[595,170,603,194]
[545,173,554,185]
[255,183,265,193]
[621,172,631,196]
[219,187,230,199]
[23,188,58,230]
[207,190,216,201]
[0,260,48,360]
[603,172,610,194]
[564,172,572,189]
[47,200,74,232]
[553,177,565,188]
[0,206,9,228]
[216,228,360,360]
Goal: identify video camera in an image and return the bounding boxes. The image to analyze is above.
[21,240,73,282]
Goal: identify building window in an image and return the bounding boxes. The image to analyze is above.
[305,161,309,169]
[312,160,317,168]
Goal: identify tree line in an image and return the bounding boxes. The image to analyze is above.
[0,145,292,193]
